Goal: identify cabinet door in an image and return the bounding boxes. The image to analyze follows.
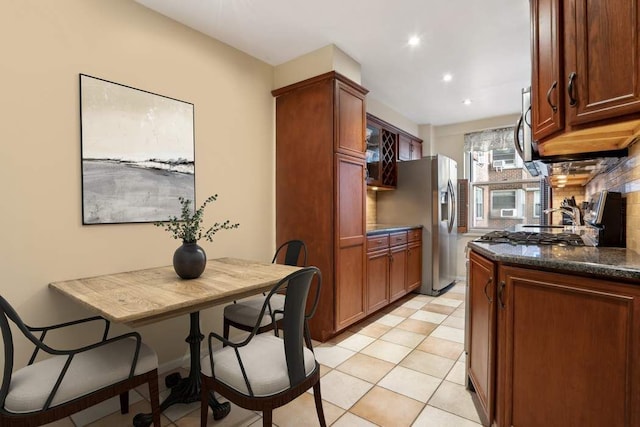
[410,139,422,160]
[398,134,412,161]
[499,266,640,427]
[388,244,407,302]
[366,249,389,313]
[531,0,565,141]
[335,81,366,158]
[335,154,367,330]
[406,241,422,292]
[565,0,640,125]
[467,251,496,426]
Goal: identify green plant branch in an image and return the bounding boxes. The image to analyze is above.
[154,194,239,243]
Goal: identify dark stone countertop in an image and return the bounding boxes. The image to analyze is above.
[366,224,423,235]
[468,240,640,282]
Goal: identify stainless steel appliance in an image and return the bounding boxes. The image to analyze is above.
[584,190,625,247]
[377,155,457,295]
[514,87,549,177]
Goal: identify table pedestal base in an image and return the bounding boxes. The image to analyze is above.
[133,312,230,426]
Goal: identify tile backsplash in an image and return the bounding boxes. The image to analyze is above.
[366,189,377,224]
[586,141,640,252]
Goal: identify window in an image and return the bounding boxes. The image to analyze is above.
[464,126,546,230]
[474,187,484,219]
[533,190,541,218]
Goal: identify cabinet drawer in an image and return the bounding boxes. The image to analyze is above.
[367,234,389,251]
[389,231,408,246]
[407,228,421,242]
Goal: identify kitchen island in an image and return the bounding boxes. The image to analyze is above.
[466,239,640,427]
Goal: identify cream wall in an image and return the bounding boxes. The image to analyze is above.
[1,0,275,366]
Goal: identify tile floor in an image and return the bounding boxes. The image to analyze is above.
[44,282,481,426]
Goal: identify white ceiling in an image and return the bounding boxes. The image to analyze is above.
[135,0,531,126]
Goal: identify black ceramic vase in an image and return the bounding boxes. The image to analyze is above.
[173,242,207,279]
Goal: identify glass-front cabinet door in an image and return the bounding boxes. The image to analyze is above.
[366,122,382,185]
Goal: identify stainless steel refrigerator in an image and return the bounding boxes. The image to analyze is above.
[377,155,458,295]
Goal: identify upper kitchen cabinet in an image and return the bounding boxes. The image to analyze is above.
[365,113,422,189]
[531,0,640,157]
[272,72,368,341]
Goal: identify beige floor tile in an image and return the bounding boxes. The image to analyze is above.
[379,328,426,349]
[431,325,465,344]
[449,284,468,294]
[375,313,405,327]
[85,399,173,427]
[334,333,376,352]
[350,386,424,427]
[336,353,395,384]
[314,344,356,368]
[428,381,482,423]
[444,292,466,301]
[176,401,260,426]
[400,349,456,379]
[272,392,344,427]
[399,299,428,310]
[416,336,464,360]
[326,330,355,345]
[430,297,462,308]
[360,339,413,364]
[396,319,438,335]
[407,294,435,303]
[320,363,332,377]
[445,361,467,386]
[442,315,465,329]
[450,308,466,318]
[349,321,391,338]
[409,310,448,324]
[412,405,482,427]
[378,366,441,403]
[421,303,456,315]
[332,411,378,426]
[386,306,418,318]
[315,370,373,410]
[458,351,467,363]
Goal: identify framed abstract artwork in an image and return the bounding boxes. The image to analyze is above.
[80,74,195,224]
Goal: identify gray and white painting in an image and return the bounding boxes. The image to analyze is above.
[80,74,195,224]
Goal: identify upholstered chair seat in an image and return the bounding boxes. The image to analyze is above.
[5,338,157,413]
[223,294,285,330]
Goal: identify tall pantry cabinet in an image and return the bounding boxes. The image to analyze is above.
[272,72,369,341]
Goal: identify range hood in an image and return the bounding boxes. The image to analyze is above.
[548,157,625,187]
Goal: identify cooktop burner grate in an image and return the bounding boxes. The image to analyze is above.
[477,230,585,246]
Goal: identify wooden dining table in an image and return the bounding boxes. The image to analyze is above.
[49,257,301,426]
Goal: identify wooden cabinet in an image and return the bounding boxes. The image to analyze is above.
[406,229,422,292]
[467,249,640,426]
[467,251,496,426]
[366,228,422,314]
[365,114,422,189]
[388,232,408,302]
[398,134,423,161]
[498,265,640,426]
[531,0,640,157]
[273,72,368,341]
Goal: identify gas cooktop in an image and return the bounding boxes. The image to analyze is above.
[477,230,586,246]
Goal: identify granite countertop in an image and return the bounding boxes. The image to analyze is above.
[366,224,423,235]
[468,240,640,282]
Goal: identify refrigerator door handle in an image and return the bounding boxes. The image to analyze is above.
[447,179,456,233]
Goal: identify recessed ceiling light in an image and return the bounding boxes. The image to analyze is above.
[408,36,420,46]
[463,99,472,105]
[443,73,453,82]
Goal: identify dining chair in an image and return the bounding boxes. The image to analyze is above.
[200,266,325,427]
[222,240,307,340]
[0,296,161,427]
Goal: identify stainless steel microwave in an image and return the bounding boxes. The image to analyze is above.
[514,87,548,177]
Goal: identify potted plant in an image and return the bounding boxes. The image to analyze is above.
[155,194,239,279]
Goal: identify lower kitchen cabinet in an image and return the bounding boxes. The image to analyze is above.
[467,251,496,426]
[366,228,421,314]
[468,250,640,426]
